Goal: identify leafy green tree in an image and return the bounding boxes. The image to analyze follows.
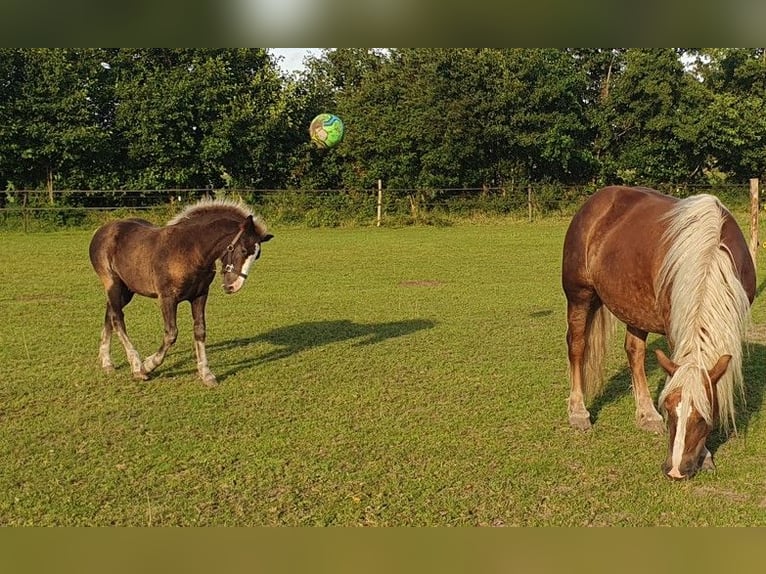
[595,48,709,185]
[3,47,766,214]
[0,49,27,191]
[497,48,595,184]
[108,48,288,190]
[315,48,595,191]
[283,48,386,190]
[699,48,766,182]
[0,49,113,195]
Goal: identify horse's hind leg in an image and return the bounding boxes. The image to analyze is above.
[566,293,595,430]
[98,306,115,372]
[142,297,178,377]
[106,284,147,380]
[624,327,664,433]
[190,293,217,387]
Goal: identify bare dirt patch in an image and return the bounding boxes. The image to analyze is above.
[692,485,750,504]
[746,323,766,343]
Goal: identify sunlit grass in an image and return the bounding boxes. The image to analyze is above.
[0,220,764,525]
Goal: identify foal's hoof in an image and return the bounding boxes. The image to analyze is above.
[133,370,150,381]
[201,375,218,388]
[568,414,592,431]
[637,414,665,434]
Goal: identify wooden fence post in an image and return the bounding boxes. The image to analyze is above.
[527,184,532,222]
[376,179,383,227]
[750,178,759,269]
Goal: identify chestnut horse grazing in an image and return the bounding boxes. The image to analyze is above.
[89,199,273,387]
[562,186,754,479]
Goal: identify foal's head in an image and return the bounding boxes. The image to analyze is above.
[655,349,731,480]
[221,215,273,294]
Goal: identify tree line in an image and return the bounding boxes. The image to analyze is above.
[1,48,765,200]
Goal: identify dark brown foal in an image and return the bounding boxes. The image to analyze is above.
[89,200,272,386]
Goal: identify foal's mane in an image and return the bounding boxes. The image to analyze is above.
[655,194,750,433]
[167,198,267,235]
[167,198,253,225]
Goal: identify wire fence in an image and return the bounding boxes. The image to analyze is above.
[0,182,760,232]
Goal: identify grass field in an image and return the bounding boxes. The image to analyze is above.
[1,219,765,526]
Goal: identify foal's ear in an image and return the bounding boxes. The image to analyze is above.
[655,349,678,376]
[245,215,272,242]
[243,214,255,230]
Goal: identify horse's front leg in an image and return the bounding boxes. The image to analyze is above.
[624,326,664,433]
[191,293,217,387]
[142,297,178,376]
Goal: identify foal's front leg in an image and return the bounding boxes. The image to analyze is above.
[142,297,179,376]
[191,293,217,387]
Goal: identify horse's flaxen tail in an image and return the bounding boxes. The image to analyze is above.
[582,303,618,402]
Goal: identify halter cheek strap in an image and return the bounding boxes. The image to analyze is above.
[226,228,246,254]
[223,227,246,276]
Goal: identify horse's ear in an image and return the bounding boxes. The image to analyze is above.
[261,233,274,243]
[708,355,732,386]
[655,349,678,376]
[239,214,255,232]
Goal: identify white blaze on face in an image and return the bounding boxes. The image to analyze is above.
[226,250,258,294]
[669,393,693,478]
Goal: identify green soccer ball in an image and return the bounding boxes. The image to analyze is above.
[309,113,344,149]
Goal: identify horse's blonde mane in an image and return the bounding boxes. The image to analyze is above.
[167,197,255,226]
[655,194,750,433]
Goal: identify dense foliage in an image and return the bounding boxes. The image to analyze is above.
[1,48,765,198]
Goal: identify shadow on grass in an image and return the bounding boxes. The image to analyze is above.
[588,337,667,426]
[587,333,766,458]
[708,340,766,455]
[755,275,766,300]
[162,318,437,382]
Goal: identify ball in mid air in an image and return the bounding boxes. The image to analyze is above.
[309,113,344,149]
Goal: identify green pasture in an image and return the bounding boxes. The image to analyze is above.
[1,220,765,526]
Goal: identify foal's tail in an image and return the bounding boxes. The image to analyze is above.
[582,304,618,401]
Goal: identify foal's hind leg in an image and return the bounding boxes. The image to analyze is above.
[624,326,664,433]
[98,307,115,372]
[142,297,178,377]
[106,284,147,380]
[191,293,217,387]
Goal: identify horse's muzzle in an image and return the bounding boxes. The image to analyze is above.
[223,277,246,294]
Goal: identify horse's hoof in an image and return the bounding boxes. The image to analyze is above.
[201,375,218,388]
[102,364,115,374]
[133,371,150,381]
[568,414,592,431]
[637,415,665,434]
[701,451,715,471]
[141,359,158,374]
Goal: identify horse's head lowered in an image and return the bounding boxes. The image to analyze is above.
[221,215,273,294]
[655,349,731,480]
